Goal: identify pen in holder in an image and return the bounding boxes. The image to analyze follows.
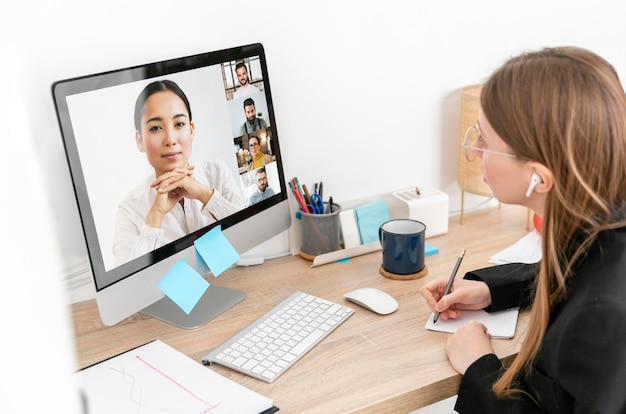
[299,202,342,260]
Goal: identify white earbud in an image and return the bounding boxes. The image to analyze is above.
[525,172,542,198]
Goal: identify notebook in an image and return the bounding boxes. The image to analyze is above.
[76,339,277,414]
[425,308,520,339]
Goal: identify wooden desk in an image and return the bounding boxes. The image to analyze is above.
[71,204,531,413]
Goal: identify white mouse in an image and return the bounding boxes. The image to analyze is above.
[344,287,398,315]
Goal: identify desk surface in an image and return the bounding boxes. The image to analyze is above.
[71,204,532,413]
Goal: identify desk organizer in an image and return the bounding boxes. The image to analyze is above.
[299,203,342,260]
[288,187,449,267]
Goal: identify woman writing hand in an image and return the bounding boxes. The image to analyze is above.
[420,277,492,321]
[421,277,495,375]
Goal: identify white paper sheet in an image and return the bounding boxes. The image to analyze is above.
[76,340,273,414]
[489,230,542,265]
[425,308,520,339]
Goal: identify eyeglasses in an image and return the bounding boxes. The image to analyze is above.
[462,124,517,162]
[249,142,259,148]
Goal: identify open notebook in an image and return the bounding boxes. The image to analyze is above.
[425,308,520,339]
[76,340,276,414]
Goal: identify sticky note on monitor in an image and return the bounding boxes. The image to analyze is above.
[194,225,240,277]
[158,258,209,314]
[354,199,390,244]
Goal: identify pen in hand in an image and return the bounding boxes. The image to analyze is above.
[433,249,466,324]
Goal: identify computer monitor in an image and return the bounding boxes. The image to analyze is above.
[53,43,290,328]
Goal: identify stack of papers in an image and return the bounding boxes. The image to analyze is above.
[489,230,542,265]
[76,340,275,414]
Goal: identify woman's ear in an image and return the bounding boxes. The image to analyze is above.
[527,162,554,196]
[135,130,145,152]
[525,172,542,197]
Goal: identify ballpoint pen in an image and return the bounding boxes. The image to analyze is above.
[433,249,466,324]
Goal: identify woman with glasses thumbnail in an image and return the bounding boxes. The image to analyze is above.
[246,135,274,172]
[113,80,246,266]
[421,47,626,412]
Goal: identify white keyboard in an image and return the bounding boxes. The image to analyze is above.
[202,291,354,382]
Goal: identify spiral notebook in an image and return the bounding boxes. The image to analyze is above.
[425,308,520,339]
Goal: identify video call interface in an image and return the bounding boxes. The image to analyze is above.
[59,51,284,282]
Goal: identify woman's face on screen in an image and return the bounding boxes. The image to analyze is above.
[249,137,260,156]
[135,90,195,177]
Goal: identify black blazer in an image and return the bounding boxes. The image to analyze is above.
[454,226,626,413]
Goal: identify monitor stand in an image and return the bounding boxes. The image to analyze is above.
[141,285,246,329]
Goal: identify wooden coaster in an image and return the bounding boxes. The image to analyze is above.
[379,265,428,280]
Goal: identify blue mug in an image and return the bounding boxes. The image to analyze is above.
[379,219,426,275]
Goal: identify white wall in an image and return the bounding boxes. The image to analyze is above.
[6,2,626,284]
[1,45,81,412]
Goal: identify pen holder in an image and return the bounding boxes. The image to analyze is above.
[299,203,342,260]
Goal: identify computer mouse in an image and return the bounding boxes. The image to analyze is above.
[344,288,398,315]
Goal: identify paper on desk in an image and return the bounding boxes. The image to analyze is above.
[425,308,520,339]
[76,339,274,414]
[489,230,542,265]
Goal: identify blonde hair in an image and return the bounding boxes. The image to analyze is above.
[480,47,626,397]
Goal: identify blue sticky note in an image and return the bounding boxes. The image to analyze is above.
[158,258,209,314]
[425,242,439,256]
[354,199,391,244]
[194,225,240,277]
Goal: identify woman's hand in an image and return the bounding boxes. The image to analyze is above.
[151,165,194,194]
[419,277,492,321]
[446,320,494,374]
[145,165,213,228]
[151,165,215,206]
[146,187,184,228]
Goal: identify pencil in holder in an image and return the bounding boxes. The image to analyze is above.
[299,203,342,260]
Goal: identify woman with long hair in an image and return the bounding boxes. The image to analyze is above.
[421,47,626,412]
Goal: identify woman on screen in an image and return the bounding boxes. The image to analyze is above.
[113,80,246,266]
[420,47,626,412]
[246,134,274,172]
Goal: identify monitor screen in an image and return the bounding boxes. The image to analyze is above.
[53,43,291,328]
